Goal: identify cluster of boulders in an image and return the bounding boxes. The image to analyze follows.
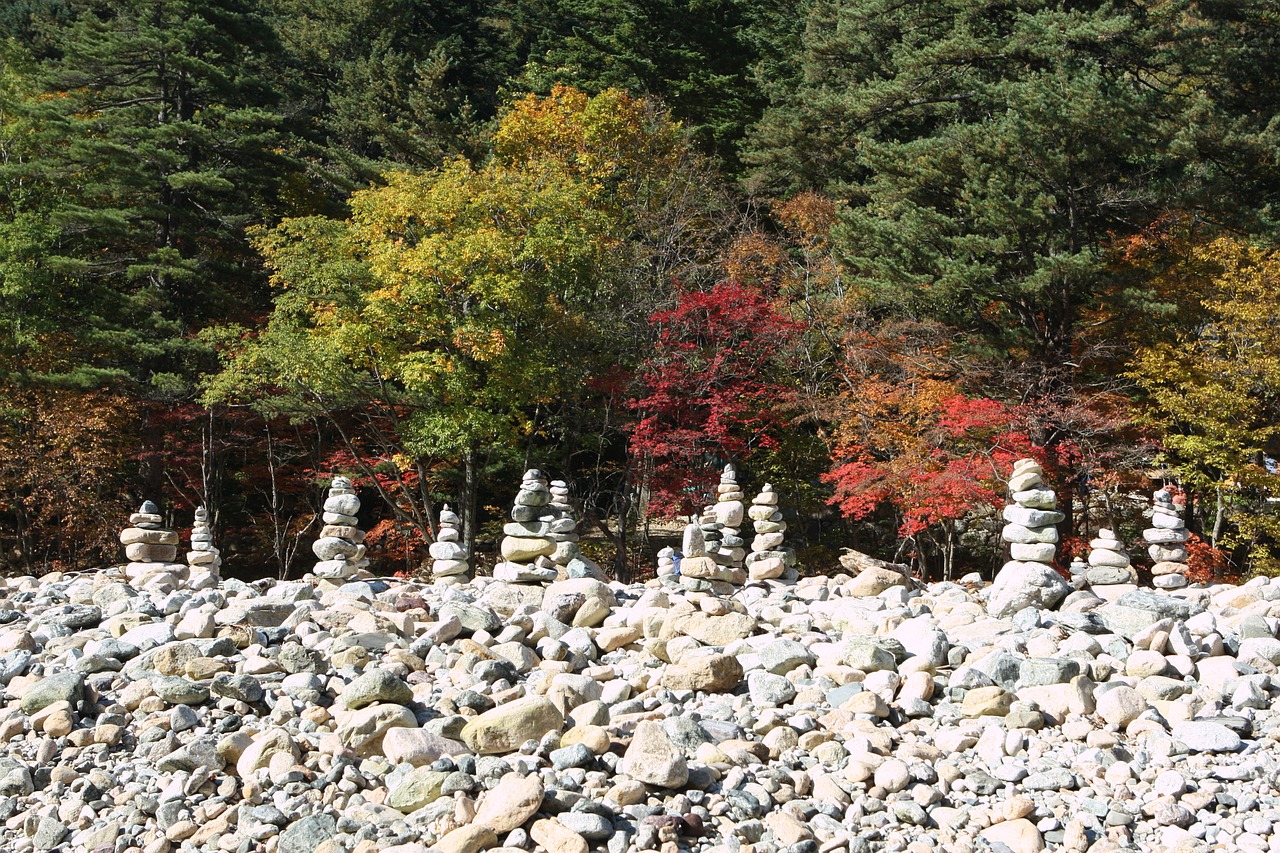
[6,529,1280,853]
[41,463,1265,853]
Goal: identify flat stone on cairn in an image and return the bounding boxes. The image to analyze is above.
[120,500,187,591]
[1085,528,1137,592]
[987,459,1070,617]
[312,476,369,581]
[184,506,221,590]
[1146,489,1190,590]
[747,483,797,583]
[493,469,559,583]
[429,504,469,584]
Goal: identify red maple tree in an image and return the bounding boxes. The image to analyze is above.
[627,281,799,517]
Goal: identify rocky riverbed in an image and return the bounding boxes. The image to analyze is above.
[1,564,1279,853]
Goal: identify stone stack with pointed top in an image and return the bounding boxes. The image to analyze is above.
[493,469,559,583]
[713,465,747,569]
[312,476,369,580]
[120,501,187,591]
[1085,528,1137,592]
[185,506,222,590]
[986,459,1070,618]
[747,483,797,582]
[1146,489,1190,590]
[675,518,744,591]
[429,504,469,584]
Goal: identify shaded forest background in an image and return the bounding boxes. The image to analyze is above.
[2,0,1280,582]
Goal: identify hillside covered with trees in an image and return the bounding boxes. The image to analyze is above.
[2,0,1279,581]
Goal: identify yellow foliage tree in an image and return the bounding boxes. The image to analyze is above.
[205,86,693,554]
[1129,237,1280,572]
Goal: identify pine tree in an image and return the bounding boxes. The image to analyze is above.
[745,0,1194,394]
[2,0,299,390]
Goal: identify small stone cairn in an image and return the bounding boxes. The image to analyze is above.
[673,519,744,590]
[184,505,222,590]
[493,469,559,583]
[312,476,369,580]
[1146,488,1190,589]
[656,546,677,579]
[545,479,603,579]
[712,465,747,569]
[747,483,796,582]
[120,501,185,590]
[1085,528,1137,591]
[429,504,469,584]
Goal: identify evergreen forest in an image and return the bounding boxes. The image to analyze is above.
[3,0,1280,582]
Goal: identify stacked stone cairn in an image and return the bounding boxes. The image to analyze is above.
[119,501,186,590]
[429,504,469,584]
[1001,459,1062,564]
[656,546,677,579]
[493,469,559,583]
[746,483,797,582]
[312,476,369,581]
[1146,488,1190,590]
[545,479,603,580]
[673,519,744,591]
[1085,528,1137,592]
[986,458,1071,617]
[697,502,724,567]
[712,464,747,570]
[184,505,222,590]
[1068,556,1088,584]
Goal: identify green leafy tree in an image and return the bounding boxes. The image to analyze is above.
[513,0,800,172]
[747,0,1280,399]
[1129,237,1280,573]
[205,87,699,561]
[1,0,300,391]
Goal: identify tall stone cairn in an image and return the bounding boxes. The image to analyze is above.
[1001,459,1062,564]
[429,504,469,584]
[120,501,186,591]
[697,502,724,566]
[493,469,559,583]
[545,479,602,579]
[747,483,796,582]
[712,465,747,569]
[185,506,222,590]
[312,476,369,580]
[1085,528,1137,590]
[986,458,1070,617]
[1146,489,1190,590]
